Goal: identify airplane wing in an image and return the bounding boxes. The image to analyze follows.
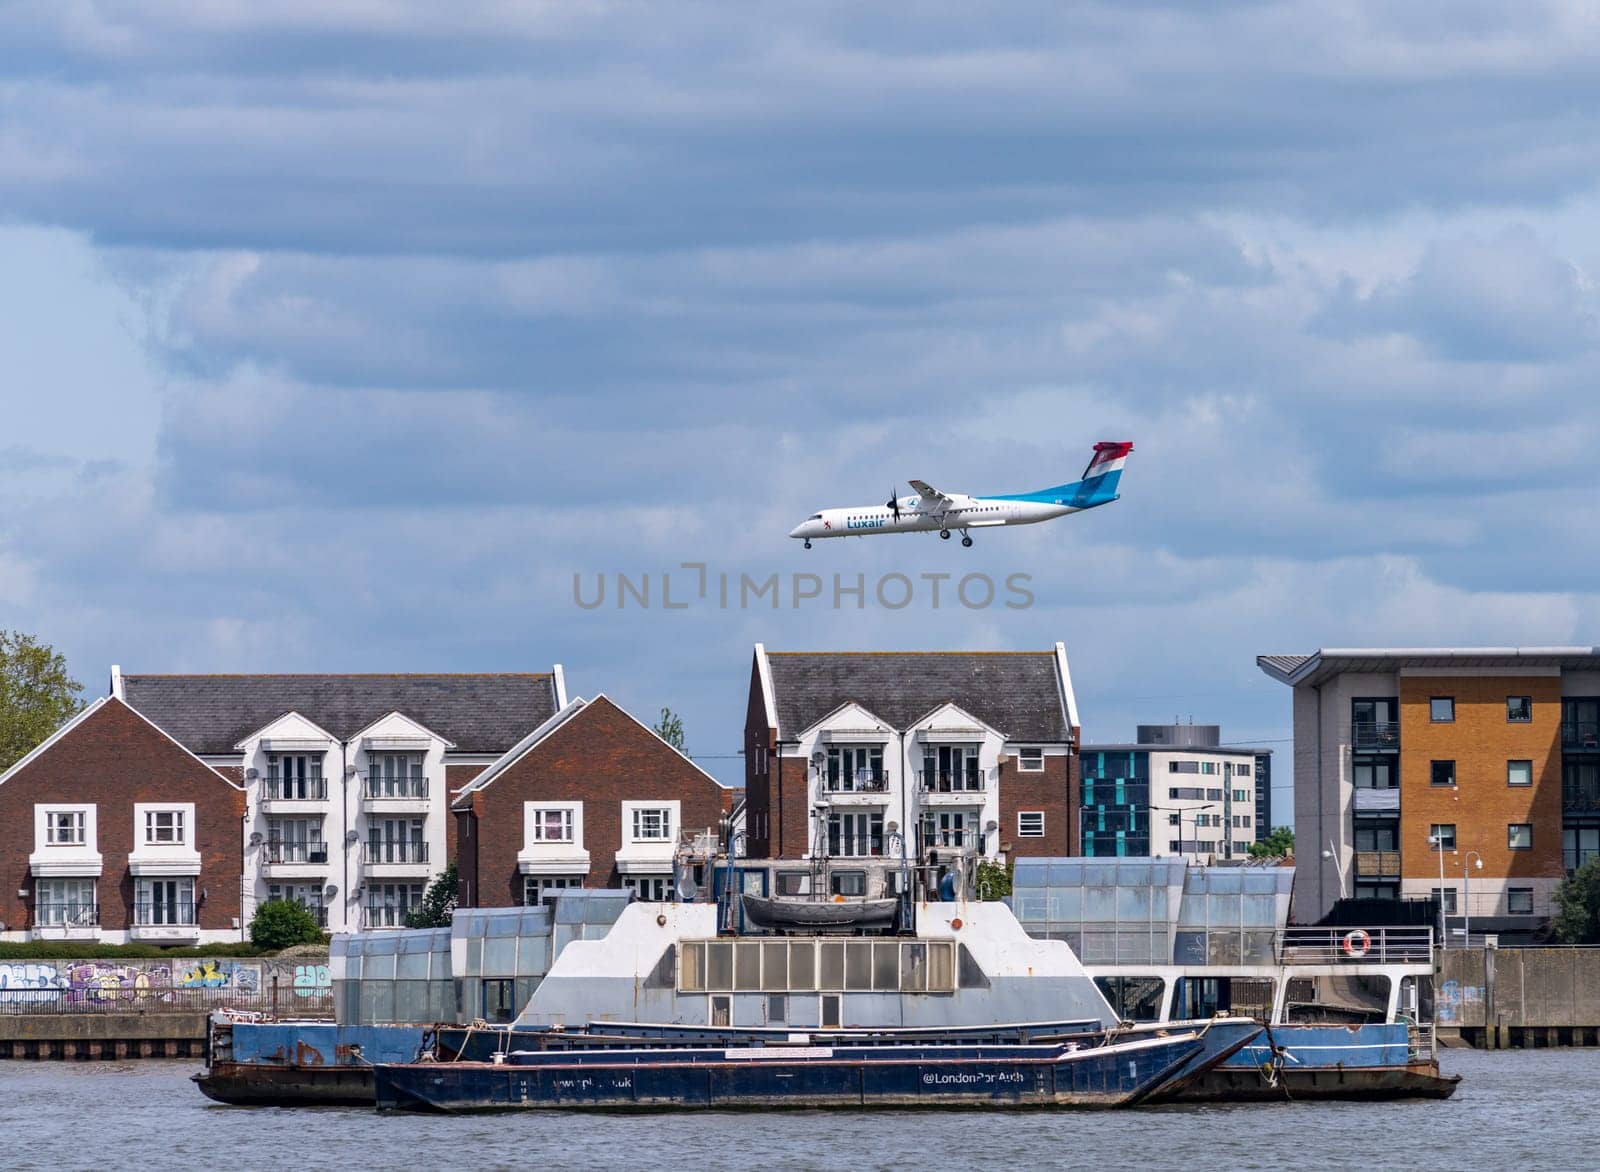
[908,478,952,503]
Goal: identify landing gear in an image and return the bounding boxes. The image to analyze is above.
[961,533,973,547]
[939,529,951,540]
[803,539,812,549]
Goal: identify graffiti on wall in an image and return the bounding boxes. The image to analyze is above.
[0,957,328,1004]
[1436,979,1485,1025]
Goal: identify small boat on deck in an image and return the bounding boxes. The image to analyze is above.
[739,892,899,931]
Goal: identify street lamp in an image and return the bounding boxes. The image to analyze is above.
[1440,826,1452,947]
[1321,841,1349,900]
[1149,803,1218,862]
[1462,851,1483,946]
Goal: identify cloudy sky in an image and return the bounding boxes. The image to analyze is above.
[5,3,1600,804]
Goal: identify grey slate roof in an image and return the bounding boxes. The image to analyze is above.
[1257,647,1600,688]
[121,674,560,755]
[765,652,1069,742]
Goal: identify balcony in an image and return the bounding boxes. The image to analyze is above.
[1563,722,1600,751]
[364,840,432,877]
[362,778,430,812]
[1564,782,1600,813]
[260,775,329,812]
[821,771,890,804]
[1352,721,1401,752]
[130,902,199,943]
[1353,787,1401,814]
[262,841,330,876]
[921,769,986,804]
[31,902,100,941]
[1354,850,1401,878]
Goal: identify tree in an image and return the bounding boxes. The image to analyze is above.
[975,858,1012,900]
[1553,858,1600,944]
[652,707,685,753]
[406,863,459,929]
[1248,825,1295,860]
[0,631,84,772]
[249,899,324,950]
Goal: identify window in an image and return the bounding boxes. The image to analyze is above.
[829,745,885,791]
[1199,761,1217,775]
[1168,813,1180,826]
[530,808,574,842]
[1507,760,1533,787]
[1355,823,1398,852]
[923,744,981,792]
[367,818,425,863]
[1018,811,1045,837]
[1507,696,1532,723]
[1205,789,1224,802]
[830,871,867,897]
[45,810,86,846]
[1169,761,1200,774]
[368,752,425,798]
[268,753,325,800]
[1429,824,1456,850]
[1237,762,1253,776]
[522,875,579,909]
[267,817,327,863]
[1501,887,1533,916]
[1508,823,1533,851]
[1018,747,1044,772]
[625,875,671,901]
[267,883,325,924]
[365,882,424,927]
[144,809,185,845]
[828,812,882,856]
[1168,786,1205,800]
[922,810,972,848]
[135,877,195,925]
[1430,697,1455,723]
[1354,759,1397,789]
[1430,760,1456,788]
[1432,887,1458,915]
[36,878,96,926]
[1233,789,1248,802]
[632,807,672,841]
[1566,826,1600,872]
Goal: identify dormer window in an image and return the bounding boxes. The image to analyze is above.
[144,809,185,845]
[632,807,673,842]
[531,808,574,843]
[46,810,86,846]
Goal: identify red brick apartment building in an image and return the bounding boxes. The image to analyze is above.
[742,645,1081,864]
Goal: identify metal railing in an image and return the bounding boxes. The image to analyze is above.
[132,901,197,927]
[1352,720,1401,750]
[33,903,99,927]
[921,768,984,794]
[0,986,334,1018]
[364,778,429,800]
[824,771,889,793]
[1278,926,1433,964]
[1354,850,1401,878]
[1563,783,1600,812]
[264,776,328,801]
[264,841,329,864]
[365,840,430,865]
[1409,1022,1436,1062]
[1562,721,1600,749]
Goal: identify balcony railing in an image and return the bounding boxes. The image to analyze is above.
[364,778,429,800]
[1352,721,1401,750]
[264,776,328,801]
[265,841,329,865]
[1278,926,1434,964]
[1563,783,1600,812]
[365,841,430,865]
[824,771,889,793]
[1564,721,1600,750]
[1354,850,1401,878]
[921,768,984,794]
[34,902,99,927]
[1353,787,1401,813]
[133,901,197,927]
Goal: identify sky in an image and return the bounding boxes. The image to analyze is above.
[5,3,1600,808]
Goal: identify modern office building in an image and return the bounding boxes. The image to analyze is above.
[1258,647,1591,932]
[1079,725,1268,863]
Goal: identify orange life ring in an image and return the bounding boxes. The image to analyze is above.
[1342,929,1372,958]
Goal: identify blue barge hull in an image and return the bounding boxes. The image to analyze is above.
[374,1033,1207,1112]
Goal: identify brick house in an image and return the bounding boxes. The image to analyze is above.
[452,695,732,908]
[0,696,245,945]
[742,645,1081,864]
[116,667,566,932]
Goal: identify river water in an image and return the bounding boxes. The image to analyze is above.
[0,1049,1591,1171]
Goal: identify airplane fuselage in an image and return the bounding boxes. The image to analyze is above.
[790,494,1080,542]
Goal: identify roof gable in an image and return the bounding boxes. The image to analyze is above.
[0,697,241,791]
[763,651,1071,742]
[120,672,561,755]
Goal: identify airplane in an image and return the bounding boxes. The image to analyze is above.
[789,441,1133,548]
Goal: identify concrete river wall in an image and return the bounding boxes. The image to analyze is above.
[1437,947,1600,1049]
[0,956,332,1059]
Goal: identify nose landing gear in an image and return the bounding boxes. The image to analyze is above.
[803,539,812,549]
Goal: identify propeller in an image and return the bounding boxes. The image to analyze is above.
[887,486,901,521]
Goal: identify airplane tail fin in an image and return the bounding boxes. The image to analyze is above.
[1069,441,1133,507]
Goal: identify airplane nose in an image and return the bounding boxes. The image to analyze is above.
[789,522,806,539]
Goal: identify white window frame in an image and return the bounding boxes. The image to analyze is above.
[631,806,673,843]
[523,874,580,908]
[1017,747,1044,772]
[144,808,186,846]
[1017,811,1045,838]
[36,877,97,925]
[135,876,197,925]
[529,807,575,843]
[625,875,672,902]
[45,809,86,846]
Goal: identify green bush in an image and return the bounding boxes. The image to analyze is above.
[248,899,325,951]
[405,863,459,929]
[975,858,1013,900]
[1553,857,1600,944]
[0,940,270,960]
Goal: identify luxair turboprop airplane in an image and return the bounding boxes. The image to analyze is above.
[789,441,1133,548]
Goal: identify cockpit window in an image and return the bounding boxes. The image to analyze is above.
[809,514,822,520]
